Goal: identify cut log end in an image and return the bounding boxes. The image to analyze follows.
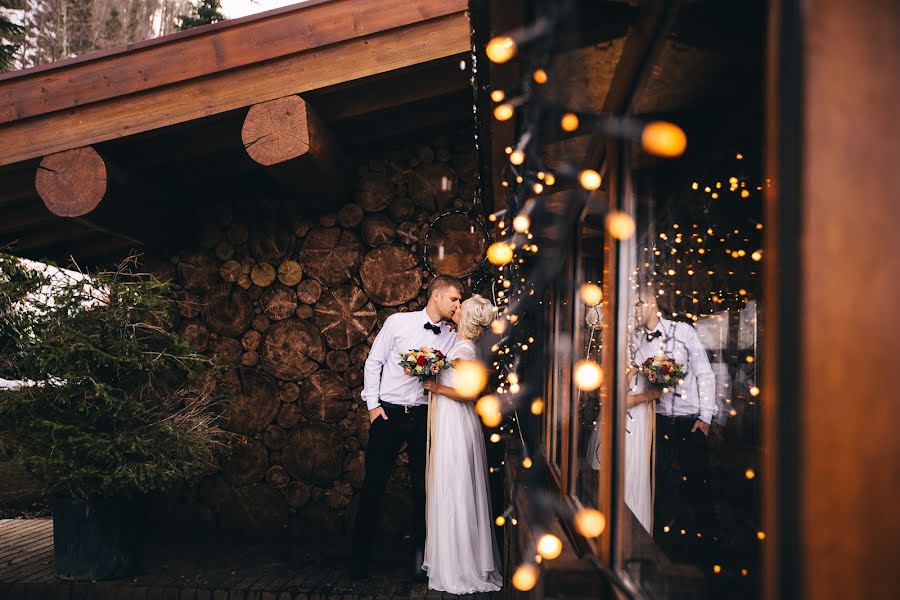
[241,96,311,166]
[35,146,107,217]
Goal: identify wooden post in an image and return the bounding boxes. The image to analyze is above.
[241,95,350,205]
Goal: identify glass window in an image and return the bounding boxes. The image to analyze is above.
[571,212,605,508]
[614,3,765,598]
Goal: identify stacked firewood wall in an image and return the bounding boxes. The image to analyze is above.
[150,132,478,538]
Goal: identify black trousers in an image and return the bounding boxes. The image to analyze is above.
[352,402,428,562]
[653,414,716,565]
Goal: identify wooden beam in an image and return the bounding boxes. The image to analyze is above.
[312,55,470,121]
[0,207,57,236]
[0,11,470,167]
[241,95,350,205]
[0,0,467,124]
[35,147,108,217]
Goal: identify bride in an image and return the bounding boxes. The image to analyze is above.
[420,294,503,594]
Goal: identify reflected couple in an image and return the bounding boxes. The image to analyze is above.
[625,286,717,563]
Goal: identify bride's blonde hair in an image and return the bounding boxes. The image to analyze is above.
[458,294,497,341]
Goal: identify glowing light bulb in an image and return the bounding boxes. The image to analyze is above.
[494,103,514,121]
[607,211,636,240]
[757,531,766,540]
[579,169,602,191]
[713,565,722,574]
[544,173,556,186]
[533,69,548,84]
[491,319,507,334]
[510,149,525,165]
[750,386,760,397]
[512,564,539,591]
[574,360,603,391]
[574,508,606,538]
[495,515,506,526]
[476,395,502,427]
[642,121,687,157]
[513,215,530,233]
[536,534,562,560]
[560,112,579,132]
[490,89,505,103]
[487,242,513,265]
[490,433,501,443]
[533,182,544,194]
[530,398,544,415]
[745,468,756,480]
[741,189,750,198]
[486,36,516,64]
[752,250,763,261]
[453,359,489,399]
[579,283,603,307]
[522,457,533,469]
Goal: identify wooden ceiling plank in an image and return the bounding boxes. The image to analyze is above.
[0,12,470,168]
[0,0,467,124]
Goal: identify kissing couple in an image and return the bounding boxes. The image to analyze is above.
[350,275,502,594]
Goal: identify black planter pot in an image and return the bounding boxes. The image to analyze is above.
[50,495,141,581]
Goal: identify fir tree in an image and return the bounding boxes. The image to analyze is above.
[176,0,225,31]
[0,1,25,72]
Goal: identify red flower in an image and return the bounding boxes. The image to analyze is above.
[660,364,670,375]
[416,355,427,366]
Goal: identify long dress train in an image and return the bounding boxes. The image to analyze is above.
[422,340,502,594]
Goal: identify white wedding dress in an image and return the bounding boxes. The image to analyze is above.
[422,339,502,593]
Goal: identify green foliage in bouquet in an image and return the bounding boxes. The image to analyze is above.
[0,254,226,500]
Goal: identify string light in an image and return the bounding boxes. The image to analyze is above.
[574,359,603,391]
[496,515,506,526]
[453,360,489,399]
[579,169,602,191]
[485,36,516,63]
[536,534,563,560]
[533,68,548,84]
[607,211,636,240]
[512,564,539,591]
[641,121,687,157]
[476,395,503,427]
[574,508,606,538]
[579,283,603,306]
[494,103,515,121]
[530,398,544,415]
[490,89,505,102]
[510,149,526,165]
[487,242,514,265]
[560,112,579,132]
[513,215,531,233]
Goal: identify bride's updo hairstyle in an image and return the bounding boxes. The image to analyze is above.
[458,294,497,341]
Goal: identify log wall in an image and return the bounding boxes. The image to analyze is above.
[145,129,480,540]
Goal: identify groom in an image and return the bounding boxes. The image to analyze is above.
[350,275,463,580]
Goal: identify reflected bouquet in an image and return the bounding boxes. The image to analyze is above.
[641,355,686,388]
[399,347,450,381]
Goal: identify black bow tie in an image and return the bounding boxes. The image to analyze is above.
[424,323,441,335]
[646,330,662,341]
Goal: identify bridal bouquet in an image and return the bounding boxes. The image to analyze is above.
[641,355,686,387]
[399,347,451,381]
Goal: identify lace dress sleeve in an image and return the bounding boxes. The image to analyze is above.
[449,341,477,362]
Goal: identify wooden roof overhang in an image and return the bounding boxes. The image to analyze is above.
[0,0,472,265]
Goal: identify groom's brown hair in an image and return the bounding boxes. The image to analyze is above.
[426,275,465,301]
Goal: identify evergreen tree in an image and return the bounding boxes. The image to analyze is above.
[0,1,25,72]
[176,0,224,31]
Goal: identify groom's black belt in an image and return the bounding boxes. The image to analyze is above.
[380,401,428,414]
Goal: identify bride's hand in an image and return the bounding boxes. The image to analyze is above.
[422,380,440,393]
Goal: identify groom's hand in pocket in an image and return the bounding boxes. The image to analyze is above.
[369,406,388,424]
[691,419,710,437]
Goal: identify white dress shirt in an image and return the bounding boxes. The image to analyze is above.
[361,309,458,410]
[630,318,717,423]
